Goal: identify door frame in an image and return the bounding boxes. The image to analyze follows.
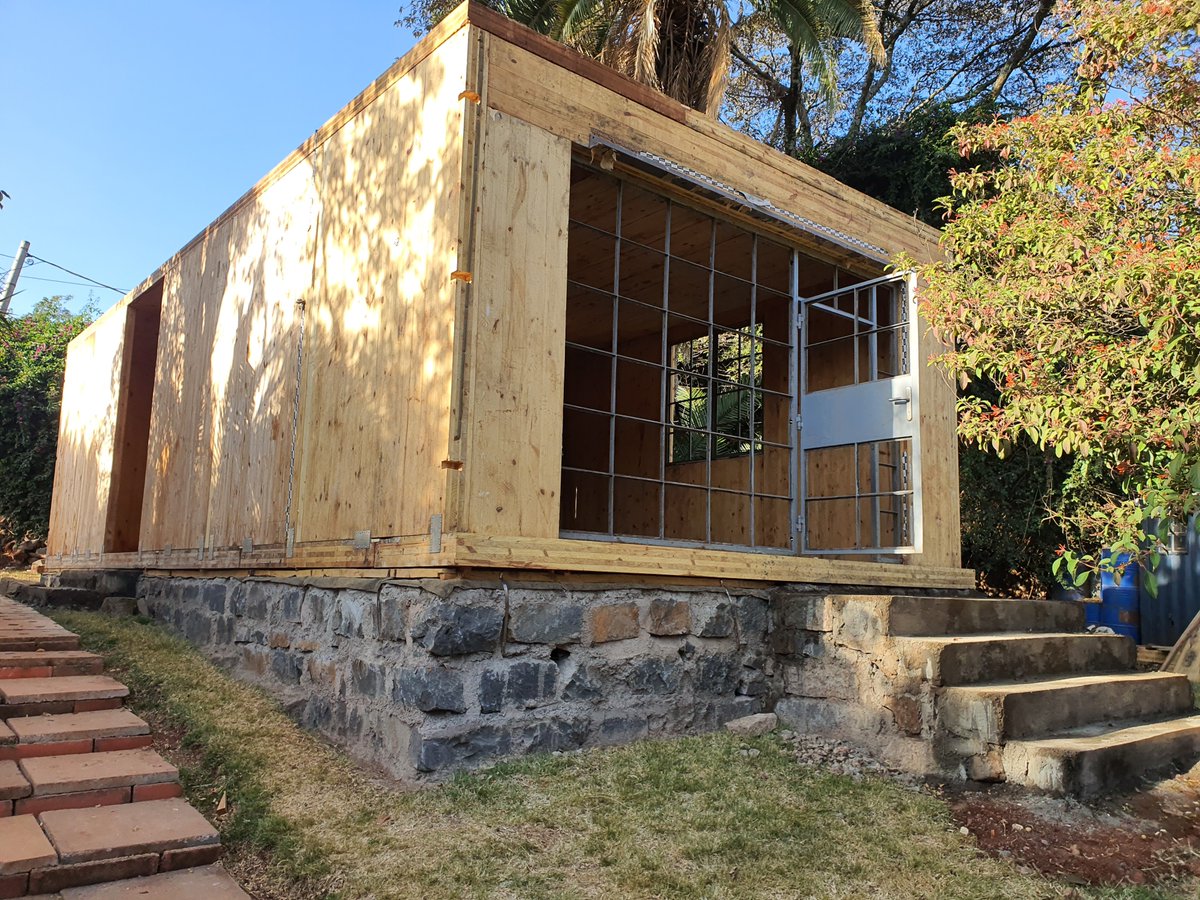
[795,271,923,555]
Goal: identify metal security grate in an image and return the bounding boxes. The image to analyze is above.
[559,162,796,552]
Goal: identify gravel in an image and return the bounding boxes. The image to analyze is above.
[775,729,922,788]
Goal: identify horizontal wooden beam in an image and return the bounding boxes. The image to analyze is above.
[48,531,975,590]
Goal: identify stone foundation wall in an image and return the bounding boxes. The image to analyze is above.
[136,576,779,780]
[771,594,941,775]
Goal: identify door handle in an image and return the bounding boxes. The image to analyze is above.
[890,387,913,422]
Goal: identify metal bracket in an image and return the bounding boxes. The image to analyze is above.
[197,536,205,560]
[241,538,253,555]
[430,515,443,553]
[285,528,295,558]
[352,530,372,551]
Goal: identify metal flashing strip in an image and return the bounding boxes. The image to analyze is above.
[588,137,890,263]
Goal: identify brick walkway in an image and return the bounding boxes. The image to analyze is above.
[0,597,247,898]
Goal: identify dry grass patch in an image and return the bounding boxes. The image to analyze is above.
[51,610,1183,900]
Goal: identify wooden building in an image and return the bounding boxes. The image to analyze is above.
[47,2,970,591]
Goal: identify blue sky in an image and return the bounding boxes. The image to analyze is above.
[0,1,419,317]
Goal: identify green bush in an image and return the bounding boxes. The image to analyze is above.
[0,298,95,539]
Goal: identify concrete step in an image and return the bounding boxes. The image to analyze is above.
[1002,714,1200,797]
[0,602,81,654]
[0,678,128,719]
[33,799,222,893]
[0,652,105,680]
[884,595,1085,636]
[59,864,250,899]
[896,632,1135,686]
[0,634,80,654]
[939,671,1194,745]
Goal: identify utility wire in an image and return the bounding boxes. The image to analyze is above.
[21,274,107,288]
[25,254,126,295]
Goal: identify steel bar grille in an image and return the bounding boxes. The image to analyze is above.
[560,162,796,551]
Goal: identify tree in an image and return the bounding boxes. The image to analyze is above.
[724,0,1073,159]
[400,0,885,115]
[0,297,95,540]
[911,0,1200,590]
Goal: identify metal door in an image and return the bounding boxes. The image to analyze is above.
[797,273,921,554]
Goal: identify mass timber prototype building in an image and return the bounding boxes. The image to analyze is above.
[50,6,964,579]
[43,2,1095,783]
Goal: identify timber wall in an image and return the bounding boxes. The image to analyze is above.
[47,3,965,583]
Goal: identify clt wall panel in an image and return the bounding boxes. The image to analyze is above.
[913,305,962,568]
[139,174,312,554]
[479,31,940,266]
[457,110,570,537]
[292,29,468,543]
[47,305,129,556]
[140,30,470,552]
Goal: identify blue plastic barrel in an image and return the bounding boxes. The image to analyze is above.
[1100,552,1141,642]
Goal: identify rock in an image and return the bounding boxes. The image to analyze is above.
[508,595,584,644]
[691,598,735,638]
[724,712,777,737]
[478,660,557,712]
[646,598,689,636]
[966,750,1005,783]
[393,668,466,714]
[99,596,138,617]
[695,653,740,694]
[589,602,640,643]
[626,657,683,694]
[411,601,504,656]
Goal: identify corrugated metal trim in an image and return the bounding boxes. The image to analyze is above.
[588,137,890,263]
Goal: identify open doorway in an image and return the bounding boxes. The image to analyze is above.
[104,280,161,552]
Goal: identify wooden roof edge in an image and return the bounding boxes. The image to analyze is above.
[461,1,944,258]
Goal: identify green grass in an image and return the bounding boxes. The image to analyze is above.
[50,610,1187,899]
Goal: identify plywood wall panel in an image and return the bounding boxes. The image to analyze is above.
[47,305,129,556]
[457,110,571,537]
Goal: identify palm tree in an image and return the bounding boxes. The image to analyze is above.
[498,0,885,116]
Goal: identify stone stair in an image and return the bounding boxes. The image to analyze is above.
[774,593,1200,798]
[0,596,246,899]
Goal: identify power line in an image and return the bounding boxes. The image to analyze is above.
[25,254,126,295]
[20,274,106,288]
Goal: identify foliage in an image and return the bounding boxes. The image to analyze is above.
[0,297,95,539]
[723,0,1072,158]
[957,378,1077,596]
[670,328,764,463]
[811,101,997,225]
[400,0,884,115]
[912,0,1200,592]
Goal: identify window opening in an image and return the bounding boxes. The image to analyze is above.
[560,161,795,551]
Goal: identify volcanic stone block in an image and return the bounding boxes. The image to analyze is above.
[393,668,466,714]
[411,601,504,656]
[508,596,584,644]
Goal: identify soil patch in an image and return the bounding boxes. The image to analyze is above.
[949,780,1200,889]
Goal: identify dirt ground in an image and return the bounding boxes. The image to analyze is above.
[947,765,1200,890]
